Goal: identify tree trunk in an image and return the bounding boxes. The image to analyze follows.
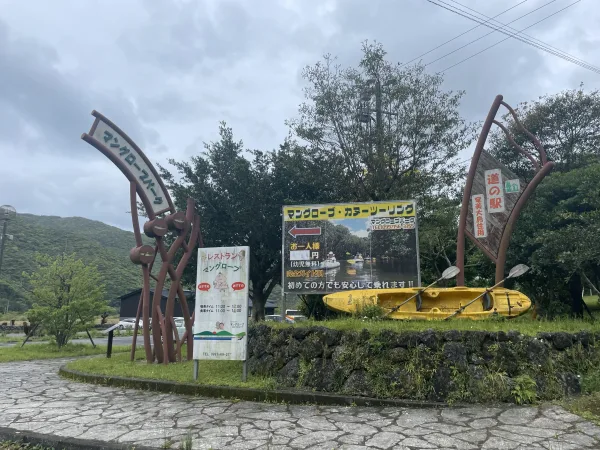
[569,272,583,318]
[251,287,266,322]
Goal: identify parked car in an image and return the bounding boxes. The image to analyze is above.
[285,309,307,323]
[174,317,186,338]
[116,318,142,330]
[265,315,283,322]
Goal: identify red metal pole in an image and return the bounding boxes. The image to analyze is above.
[495,161,555,284]
[456,95,504,285]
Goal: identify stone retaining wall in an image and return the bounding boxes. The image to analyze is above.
[247,325,596,404]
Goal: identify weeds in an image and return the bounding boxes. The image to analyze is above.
[179,430,193,450]
[511,374,537,405]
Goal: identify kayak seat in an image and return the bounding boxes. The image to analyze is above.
[482,292,493,311]
[415,293,423,311]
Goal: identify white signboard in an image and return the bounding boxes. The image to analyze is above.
[484,169,506,213]
[193,246,249,361]
[471,194,488,239]
[92,119,169,214]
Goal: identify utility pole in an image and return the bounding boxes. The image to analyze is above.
[375,78,383,159]
[0,220,7,278]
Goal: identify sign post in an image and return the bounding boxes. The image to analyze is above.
[456,95,554,285]
[193,246,250,381]
[81,111,201,365]
[282,201,420,295]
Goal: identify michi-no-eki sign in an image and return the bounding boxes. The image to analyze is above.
[466,151,524,259]
[193,246,249,364]
[282,201,420,294]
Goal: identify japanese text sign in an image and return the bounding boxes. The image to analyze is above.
[471,194,487,238]
[484,168,505,213]
[465,151,524,260]
[193,246,249,361]
[91,118,169,215]
[284,201,415,221]
[282,201,420,294]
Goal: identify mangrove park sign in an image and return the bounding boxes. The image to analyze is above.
[282,201,420,294]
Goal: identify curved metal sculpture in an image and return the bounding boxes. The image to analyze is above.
[81,111,201,364]
[456,95,554,285]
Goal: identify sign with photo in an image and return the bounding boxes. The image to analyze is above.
[193,246,249,361]
[282,201,420,294]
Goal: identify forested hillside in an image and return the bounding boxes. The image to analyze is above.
[0,214,150,311]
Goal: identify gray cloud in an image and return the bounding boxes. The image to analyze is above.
[0,0,598,232]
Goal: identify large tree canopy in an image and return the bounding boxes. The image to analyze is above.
[487,86,600,315]
[288,41,475,203]
[160,124,335,320]
[505,163,600,316]
[489,85,600,180]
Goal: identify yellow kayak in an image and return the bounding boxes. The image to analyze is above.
[323,287,532,320]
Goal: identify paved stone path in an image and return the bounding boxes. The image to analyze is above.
[1,359,600,449]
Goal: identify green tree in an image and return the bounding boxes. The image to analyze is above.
[505,164,600,316]
[288,41,475,203]
[25,253,109,347]
[489,85,600,180]
[160,125,334,320]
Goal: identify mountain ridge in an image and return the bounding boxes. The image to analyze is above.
[0,212,150,311]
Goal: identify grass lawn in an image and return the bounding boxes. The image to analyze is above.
[270,313,600,335]
[0,335,49,344]
[65,351,275,390]
[0,343,131,363]
[584,295,600,311]
[0,443,54,450]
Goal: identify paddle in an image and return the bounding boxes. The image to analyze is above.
[384,265,461,316]
[443,264,530,321]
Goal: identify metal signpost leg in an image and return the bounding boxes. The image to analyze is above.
[242,360,248,382]
[85,329,96,348]
[21,323,39,348]
[107,330,114,358]
[193,360,199,381]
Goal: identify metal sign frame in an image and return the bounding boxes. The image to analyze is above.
[456,95,554,285]
[81,110,203,365]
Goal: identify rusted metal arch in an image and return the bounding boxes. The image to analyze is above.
[82,111,201,365]
[456,95,553,285]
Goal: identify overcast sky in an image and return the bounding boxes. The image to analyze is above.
[0,0,598,231]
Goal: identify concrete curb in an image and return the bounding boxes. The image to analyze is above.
[59,365,447,408]
[0,426,155,450]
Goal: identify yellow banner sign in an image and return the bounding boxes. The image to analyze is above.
[283,201,416,221]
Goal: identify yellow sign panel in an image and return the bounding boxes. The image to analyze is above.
[283,201,416,222]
